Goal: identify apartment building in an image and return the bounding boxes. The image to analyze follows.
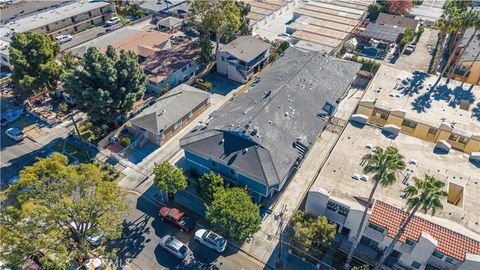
[305,122,480,270]
[355,64,480,153]
[448,27,480,85]
[216,36,271,83]
[181,47,361,202]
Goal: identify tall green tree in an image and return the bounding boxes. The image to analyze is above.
[291,211,336,254]
[153,161,188,199]
[9,32,63,92]
[63,46,145,122]
[236,1,252,35]
[0,153,128,269]
[197,33,214,65]
[344,147,405,269]
[206,187,260,242]
[374,175,448,270]
[189,0,241,51]
[198,172,224,203]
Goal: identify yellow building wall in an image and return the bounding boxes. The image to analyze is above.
[386,114,403,127]
[412,123,430,139]
[453,61,480,85]
[356,104,373,117]
[464,138,480,153]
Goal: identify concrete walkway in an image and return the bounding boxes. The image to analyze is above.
[240,87,366,267]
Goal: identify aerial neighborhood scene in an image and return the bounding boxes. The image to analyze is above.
[1,0,480,269]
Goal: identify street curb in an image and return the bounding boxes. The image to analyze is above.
[121,188,271,269]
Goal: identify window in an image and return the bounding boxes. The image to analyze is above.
[402,119,417,129]
[373,107,390,120]
[427,127,437,135]
[458,136,468,144]
[173,119,182,129]
[405,239,416,247]
[368,223,385,233]
[445,257,460,266]
[411,261,422,269]
[181,66,187,72]
[432,251,444,259]
[230,168,236,176]
[448,134,458,141]
[211,160,218,168]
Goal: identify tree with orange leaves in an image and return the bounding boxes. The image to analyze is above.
[387,0,414,15]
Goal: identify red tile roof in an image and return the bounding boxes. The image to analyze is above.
[370,200,480,262]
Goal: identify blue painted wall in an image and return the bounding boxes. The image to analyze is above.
[184,150,269,198]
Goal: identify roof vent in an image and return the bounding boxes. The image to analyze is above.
[243,148,249,154]
[264,90,272,98]
[221,139,224,143]
[285,112,289,117]
[268,120,273,124]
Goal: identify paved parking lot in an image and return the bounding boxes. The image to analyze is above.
[113,192,264,270]
[60,23,123,52]
[388,28,439,73]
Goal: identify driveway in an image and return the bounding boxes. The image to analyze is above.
[388,28,439,73]
[113,192,265,270]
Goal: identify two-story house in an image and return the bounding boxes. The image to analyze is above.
[216,35,271,83]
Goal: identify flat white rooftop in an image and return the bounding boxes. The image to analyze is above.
[363,64,480,134]
[311,123,480,239]
[0,1,110,40]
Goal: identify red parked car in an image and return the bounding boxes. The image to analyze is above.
[159,207,195,232]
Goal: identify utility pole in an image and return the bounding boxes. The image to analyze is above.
[70,114,91,161]
[276,204,287,270]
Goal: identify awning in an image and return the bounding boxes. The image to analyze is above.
[350,114,369,124]
[435,140,451,152]
[382,124,401,135]
[469,152,480,161]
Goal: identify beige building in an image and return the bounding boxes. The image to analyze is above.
[355,64,480,154]
[1,1,114,38]
[306,123,480,270]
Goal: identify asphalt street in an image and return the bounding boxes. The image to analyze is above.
[0,100,48,187]
[111,192,265,270]
[60,23,123,52]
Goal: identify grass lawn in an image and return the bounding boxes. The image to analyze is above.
[50,139,90,163]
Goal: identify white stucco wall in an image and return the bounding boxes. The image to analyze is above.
[458,254,480,270]
[305,186,330,216]
[398,232,438,270]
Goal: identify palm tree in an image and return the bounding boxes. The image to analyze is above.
[440,10,477,77]
[344,146,406,269]
[374,175,448,270]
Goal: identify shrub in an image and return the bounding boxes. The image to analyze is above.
[198,172,224,203]
[121,137,131,147]
[59,102,69,114]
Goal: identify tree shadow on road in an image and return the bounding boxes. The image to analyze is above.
[107,214,151,263]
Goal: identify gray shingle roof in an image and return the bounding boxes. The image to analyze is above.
[219,36,271,63]
[130,84,210,135]
[181,47,361,188]
[360,23,402,43]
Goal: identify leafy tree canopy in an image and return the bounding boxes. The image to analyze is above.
[198,172,224,203]
[189,0,241,51]
[0,153,128,269]
[197,33,214,65]
[153,161,188,194]
[206,187,260,242]
[63,46,146,121]
[291,211,336,253]
[9,32,63,92]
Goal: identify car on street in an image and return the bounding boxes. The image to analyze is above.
[69,222,104,246]
[0,109,23,126]
[55,35,73,44]
[159,235,190,259]
[194,229,227,253]
[5,127,25,141]
[159,207,195,232]
[105,17,120,26]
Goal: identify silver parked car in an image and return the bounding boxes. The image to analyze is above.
[159,235,189,259]
[194,229,227,253]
